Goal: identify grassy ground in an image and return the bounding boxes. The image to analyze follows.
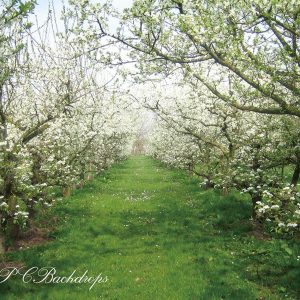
[1,156,299,299]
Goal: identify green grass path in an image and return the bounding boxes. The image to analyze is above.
[1,156,299,299]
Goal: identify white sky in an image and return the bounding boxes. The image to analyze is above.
[32,0,155,136]
[31,0,134,46]
[34,0,133,24]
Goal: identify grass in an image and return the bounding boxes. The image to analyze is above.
[1,156,299,299]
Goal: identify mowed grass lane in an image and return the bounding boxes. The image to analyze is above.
[1,156,299,299]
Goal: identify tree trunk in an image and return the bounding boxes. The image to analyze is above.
[251,193,262,220]
[88,163,94,180]
[27,200,36,219]
[221,187,229,195]
[291,161,300,186]
[205,180,214,190]
[2,153,20,247]
[7,195,20,240]
[78,181,84,189]
[0,233,5,254]
[29,150,43,218]
[62,186,71,197]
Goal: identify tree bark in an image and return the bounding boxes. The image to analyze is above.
[291,160,300,186]
[205,180,214,190]
[251,193,262,220]
[0,232,5,254]
[221,187,229,195]
[2,153,20,246]
[29,151,43,218]
[63,186,71,197]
